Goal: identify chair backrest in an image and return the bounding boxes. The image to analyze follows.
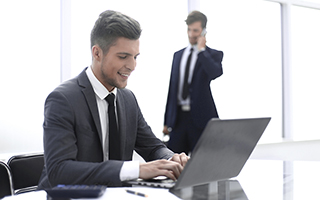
[7,153,44,194]
[0,161,14,198]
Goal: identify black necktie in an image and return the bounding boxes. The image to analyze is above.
[182,48,193,99]
[105,93,121,160]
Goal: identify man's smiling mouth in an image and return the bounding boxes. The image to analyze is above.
[118,72,130,77]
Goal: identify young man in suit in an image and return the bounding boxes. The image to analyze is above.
[38,10,188,189]
[163,11,224,154]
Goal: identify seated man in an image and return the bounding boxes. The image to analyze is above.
[38,10,188,189]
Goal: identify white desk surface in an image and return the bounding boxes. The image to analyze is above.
[4,159,320,199]
[3,187,181,200]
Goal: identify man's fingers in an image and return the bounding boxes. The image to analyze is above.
[138,155,190,180]
[171,153,190,167]
[139,159,183,180]
[161,170,176,181]
[180,154,189,167]
[158,159,183,179]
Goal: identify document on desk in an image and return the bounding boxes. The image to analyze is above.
[2,187,181,200]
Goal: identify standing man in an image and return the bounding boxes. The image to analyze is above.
[38,10,188,189]
[163,11,223,154]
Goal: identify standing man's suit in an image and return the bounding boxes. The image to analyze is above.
[38,68,173,189]
[164,46,223,153]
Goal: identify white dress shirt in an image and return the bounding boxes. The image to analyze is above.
[86,66,139,181]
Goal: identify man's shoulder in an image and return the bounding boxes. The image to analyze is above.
[206,46,223,54]
[174,47,186,54]
[117,87,133,96]
[117,88,136,102]
[48,69,89,99]
[53,76,80,94]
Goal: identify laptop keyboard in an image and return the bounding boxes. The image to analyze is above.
[134,178,176,188]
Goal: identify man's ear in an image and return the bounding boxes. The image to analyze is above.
[92,45,102,61]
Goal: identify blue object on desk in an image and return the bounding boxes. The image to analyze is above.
[45,185,107,199]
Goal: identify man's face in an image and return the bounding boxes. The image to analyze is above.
[95,37,140,91]
[187,21,203,45]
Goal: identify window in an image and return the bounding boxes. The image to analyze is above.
[0,0,60,153]
[1,0,319,155]
[198,0,282,143]
[291,5,320,140]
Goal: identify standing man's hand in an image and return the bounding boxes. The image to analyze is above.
[197,35,206,51]
[163,125,170,135]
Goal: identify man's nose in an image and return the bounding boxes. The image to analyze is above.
[189,30,197,38]
[126,58,136,71]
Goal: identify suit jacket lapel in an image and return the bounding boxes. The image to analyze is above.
[78,69,103,144]
[191,59,200,85]
[175,49,184,74]
[173,49,184,91]
[191,46,207,85]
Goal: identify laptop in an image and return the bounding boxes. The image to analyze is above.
[127,117,271,190]
[170,179,249,199]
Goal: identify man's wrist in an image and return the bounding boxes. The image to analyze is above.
[199,47,206,52]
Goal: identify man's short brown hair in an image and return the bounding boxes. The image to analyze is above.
[185,11,207,29]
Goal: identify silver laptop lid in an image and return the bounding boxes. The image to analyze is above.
[173,117,271,189]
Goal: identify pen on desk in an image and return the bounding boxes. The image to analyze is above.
[125,189,148,197]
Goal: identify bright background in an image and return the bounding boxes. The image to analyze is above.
[0,0,319,154]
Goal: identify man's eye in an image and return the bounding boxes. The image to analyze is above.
[119,56,127,59]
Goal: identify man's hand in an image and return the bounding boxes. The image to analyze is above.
[139,153,190,181]
[162,125,170,135]
[170,153,189,167]
[197,35,206,50]
[139,159,183,181]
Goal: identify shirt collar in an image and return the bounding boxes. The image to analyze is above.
[85,66,117,100]
[187,44,199,52]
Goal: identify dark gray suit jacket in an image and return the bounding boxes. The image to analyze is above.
[38,68,174,189]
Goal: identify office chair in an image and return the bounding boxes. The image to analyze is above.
[0,161,14,198]
[7,153,44,194]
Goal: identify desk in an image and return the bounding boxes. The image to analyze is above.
[2,187,181,200]
[3,159,320,200]
[173,159,320,199]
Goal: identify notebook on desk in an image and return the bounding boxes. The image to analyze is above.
[127,117,271,190]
